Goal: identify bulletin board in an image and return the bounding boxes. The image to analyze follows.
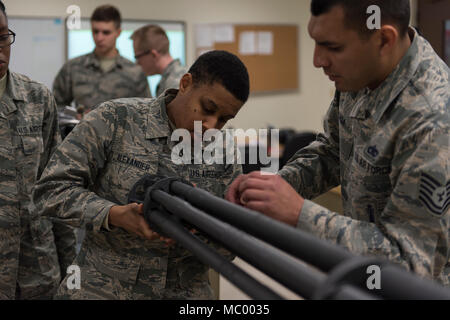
[195,24,299,93]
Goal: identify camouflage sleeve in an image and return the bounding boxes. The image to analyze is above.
[32,103,119,233]
[38,90,77,275]
[52,63,73,112]
[278,93,341,199]
[296,126,449,284]
[136,71,152,98]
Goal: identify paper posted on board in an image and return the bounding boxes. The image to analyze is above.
[239,31,274,55]
[257,31,273,55]
[239,31,256,55]
[214,24,234,43]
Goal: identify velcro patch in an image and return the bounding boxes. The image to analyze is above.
[418,172,449,217]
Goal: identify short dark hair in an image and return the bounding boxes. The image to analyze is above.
[91,5,121,29]
[131,25,170,54]
[188,50,250,103]
[311,0,410,38]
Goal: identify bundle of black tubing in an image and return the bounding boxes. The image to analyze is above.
[128,176,450,300]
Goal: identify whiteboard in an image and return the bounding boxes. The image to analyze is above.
[9,17,65,90]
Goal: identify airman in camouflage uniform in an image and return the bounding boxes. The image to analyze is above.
[53,52,151,113]
[156,59,187,97]
[53,5,150,116]
[32,50,250,299]
[279,27,449,285]
[227,1,449,287]
[0,0,76,299]
[0,71,77,299]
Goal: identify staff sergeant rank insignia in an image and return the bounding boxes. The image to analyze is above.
[418,172,450,217]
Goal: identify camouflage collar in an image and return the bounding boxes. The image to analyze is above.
[0,71,26,115]
[348,88,371,120]
[161,59,182,80]
[6,71,27,101]
[369,27,422,124]
[84,52,124,70]
[145,89,178,139]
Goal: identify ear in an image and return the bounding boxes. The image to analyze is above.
[179,73,193,94]
[116,28,122,38]
[378,25,398,56]
[151,49,159,59]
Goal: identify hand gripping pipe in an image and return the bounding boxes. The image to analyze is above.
[129,175,378,300]
[152,191,379,300]
[128,175,282,299]
[128,175,450,300]
[168,180,450,300]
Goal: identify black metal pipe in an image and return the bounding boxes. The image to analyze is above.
[170,181,352,272]
[332,284,380,300]
[147,208,284,300]
[170,181,450,300]
[151,189,377,300]
[378,265,450,300]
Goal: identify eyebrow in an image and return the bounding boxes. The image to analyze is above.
[205,98,219,110]
[93,29,111,33]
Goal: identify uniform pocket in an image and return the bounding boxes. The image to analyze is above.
[104,151,159,204]
[348,148,392,220]
[185,163,233,197]
[21,135,44,155]
[18,135,44,195]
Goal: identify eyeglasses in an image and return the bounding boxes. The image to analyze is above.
[134,49,151,60]
[0,29,15,48]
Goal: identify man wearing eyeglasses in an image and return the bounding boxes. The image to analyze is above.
[53,5,150,120]
[131,25,187,97]
[0,1,76,299]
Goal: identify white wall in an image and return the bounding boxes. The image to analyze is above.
[410,0,418,27]
[4,0,335,133]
